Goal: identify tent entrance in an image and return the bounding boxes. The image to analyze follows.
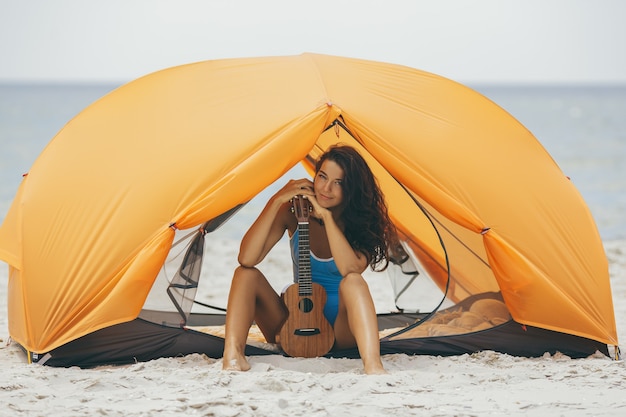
[141,120,505,341]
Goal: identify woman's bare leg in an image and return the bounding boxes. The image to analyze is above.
[334,273,387,374]
[222,266,287,371]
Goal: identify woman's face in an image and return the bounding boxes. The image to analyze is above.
[314,159,344,209]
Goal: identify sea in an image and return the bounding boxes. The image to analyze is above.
[0,83,625,243]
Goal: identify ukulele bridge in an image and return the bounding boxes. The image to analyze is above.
[294,328,321,336]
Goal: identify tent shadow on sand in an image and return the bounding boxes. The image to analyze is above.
[0,53,618,367]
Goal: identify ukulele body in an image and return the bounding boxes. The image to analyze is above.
[279,282,335,358]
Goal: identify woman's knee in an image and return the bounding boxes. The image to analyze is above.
[339,272,368,293]
[233,265,261,281]
[229,266,265,293]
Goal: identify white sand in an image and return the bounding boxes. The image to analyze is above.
[1,239,625,417]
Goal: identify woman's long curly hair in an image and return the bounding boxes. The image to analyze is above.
[315,144,398,271]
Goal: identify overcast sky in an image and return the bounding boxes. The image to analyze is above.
[1,0,625,85]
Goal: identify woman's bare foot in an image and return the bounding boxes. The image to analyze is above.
[364,365,389,375]
[363,359,388,375]
[222,351,251,371]
[223,358,251,371]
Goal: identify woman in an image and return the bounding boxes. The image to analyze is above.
[222,144,398,374]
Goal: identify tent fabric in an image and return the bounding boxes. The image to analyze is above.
[0,53,617,358]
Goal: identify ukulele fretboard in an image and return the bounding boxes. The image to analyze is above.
[297,221,312,296]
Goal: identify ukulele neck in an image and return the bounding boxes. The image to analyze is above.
[297,220,312,296]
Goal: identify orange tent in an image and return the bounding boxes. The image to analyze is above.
[0,54,617,365]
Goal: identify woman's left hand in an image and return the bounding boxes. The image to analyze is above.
[297,189,330,224]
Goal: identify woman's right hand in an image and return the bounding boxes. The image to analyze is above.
[273,178,314,205]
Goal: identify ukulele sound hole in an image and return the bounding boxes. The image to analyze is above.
[298,297,314,313]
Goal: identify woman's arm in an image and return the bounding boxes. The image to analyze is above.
[302,192,368,276]
[237,196,287,267]
[322,214,368,276]
[238,179,312,267]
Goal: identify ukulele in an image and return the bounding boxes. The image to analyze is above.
[279,195,335,357]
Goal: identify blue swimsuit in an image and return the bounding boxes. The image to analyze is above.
[289,229,341,325]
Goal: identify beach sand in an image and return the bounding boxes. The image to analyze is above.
[1,239,625,417]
